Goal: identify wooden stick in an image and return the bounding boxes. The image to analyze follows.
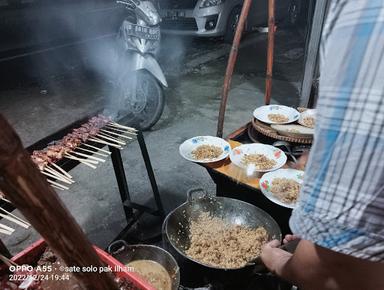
[0,213,29,229]
[41,171,73,184]
[0,253,18,266]
[107,122,137,132]
[104,126,137,135]
[96,133,126,145]
[0,115,120,290]
[0,207,31,227]
[88,138,122,149]
[64,155,97,169]
[47,180,69,190]
[49,162,73,179]
[50,184,65,191]
[83,144,111,154]
[65,154,98,165]
[0,229,12,236]
[44,165,65,178]
[44,167,74,184]
[100,129,133,140]
[71,151,105,163]
[0,223,15,233]
[76,147,109,157]
[1,197,11,203]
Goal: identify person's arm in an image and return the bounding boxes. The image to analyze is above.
[261,239,384,290]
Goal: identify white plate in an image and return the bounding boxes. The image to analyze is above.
[298,109,316,128]
[271,124,314,138]
[259,169,304,209]
[179,136,231,163]
[229,143,287,173]
[253,105,300,124]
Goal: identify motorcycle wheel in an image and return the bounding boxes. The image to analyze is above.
[114,70,165,131]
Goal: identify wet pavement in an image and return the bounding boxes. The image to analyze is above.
[0,28,306,253]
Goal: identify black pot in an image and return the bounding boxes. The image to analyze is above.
[108,240,180,290]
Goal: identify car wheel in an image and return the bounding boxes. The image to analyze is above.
[288,0,302,26]
[224,6,242,43]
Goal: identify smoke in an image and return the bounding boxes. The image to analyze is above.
[5,1,188,127]
[17,2,124,102]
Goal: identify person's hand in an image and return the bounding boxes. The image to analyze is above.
[283,234,300,244]
[261,235,301,275]
[260,239,293,275]
[289,151,310,171]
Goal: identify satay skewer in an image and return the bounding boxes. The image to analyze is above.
[107,122,137,132]
[44,167,74,184]
[0,213,30,229]
[88,138,122,149]
[0,223,15,233]
[50,184,65,191]
[47,180,69,190]
[96,133,126,145]
[64,155,97,169]
[99,129,133,140]
[76,147,109,157]
[71,151,105,163]
[82,144,111,154]
[49,162,73,179]
[104,126,137,135]
[1,197,11,203]
[0,207,31,227]
[41,171,73,185]
[65,153,98,164]
[0,229,13,236]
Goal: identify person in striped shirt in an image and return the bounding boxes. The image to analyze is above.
[261,1,384,289]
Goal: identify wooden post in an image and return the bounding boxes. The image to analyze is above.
[0,115,118,290]
[217,0,253,138]
[264,0,275,105]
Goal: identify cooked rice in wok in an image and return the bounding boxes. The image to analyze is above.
[270,178,301,204]
[185,212,268,269]
[268,113,289,123]
[302,116,315,128]
[192,145,223,160]
[241,154,277,170]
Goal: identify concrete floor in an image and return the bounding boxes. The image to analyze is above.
[0,28,305,254]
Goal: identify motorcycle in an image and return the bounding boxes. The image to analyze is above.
[110,0,167,131]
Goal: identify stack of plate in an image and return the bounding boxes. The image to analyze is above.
[251,105,316,144]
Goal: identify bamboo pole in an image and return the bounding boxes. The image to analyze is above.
[0,115,118,290]
[217,0,253,137]
[264,0,275,105]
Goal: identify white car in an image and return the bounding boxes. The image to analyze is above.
[160,0,303,42]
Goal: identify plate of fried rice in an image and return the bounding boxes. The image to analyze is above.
[179,136,231,163]
[229,144,287,173]
[259,169,304,208]
[298,109,316,128]
[253,105,300,124]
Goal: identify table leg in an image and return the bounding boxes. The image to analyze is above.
[137,132,164,217]
[109,146,133,222]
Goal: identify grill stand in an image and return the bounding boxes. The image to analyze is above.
[0,116,165,256]
[109,130,165,243]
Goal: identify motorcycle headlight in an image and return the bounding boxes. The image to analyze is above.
[199,0,225,9]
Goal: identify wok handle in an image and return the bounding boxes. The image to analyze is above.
[107,240,129,255]
[186,188,209,202]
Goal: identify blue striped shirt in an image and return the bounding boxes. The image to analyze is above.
[290,0,384,261]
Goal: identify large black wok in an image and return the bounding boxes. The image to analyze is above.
[162,188,282,287]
